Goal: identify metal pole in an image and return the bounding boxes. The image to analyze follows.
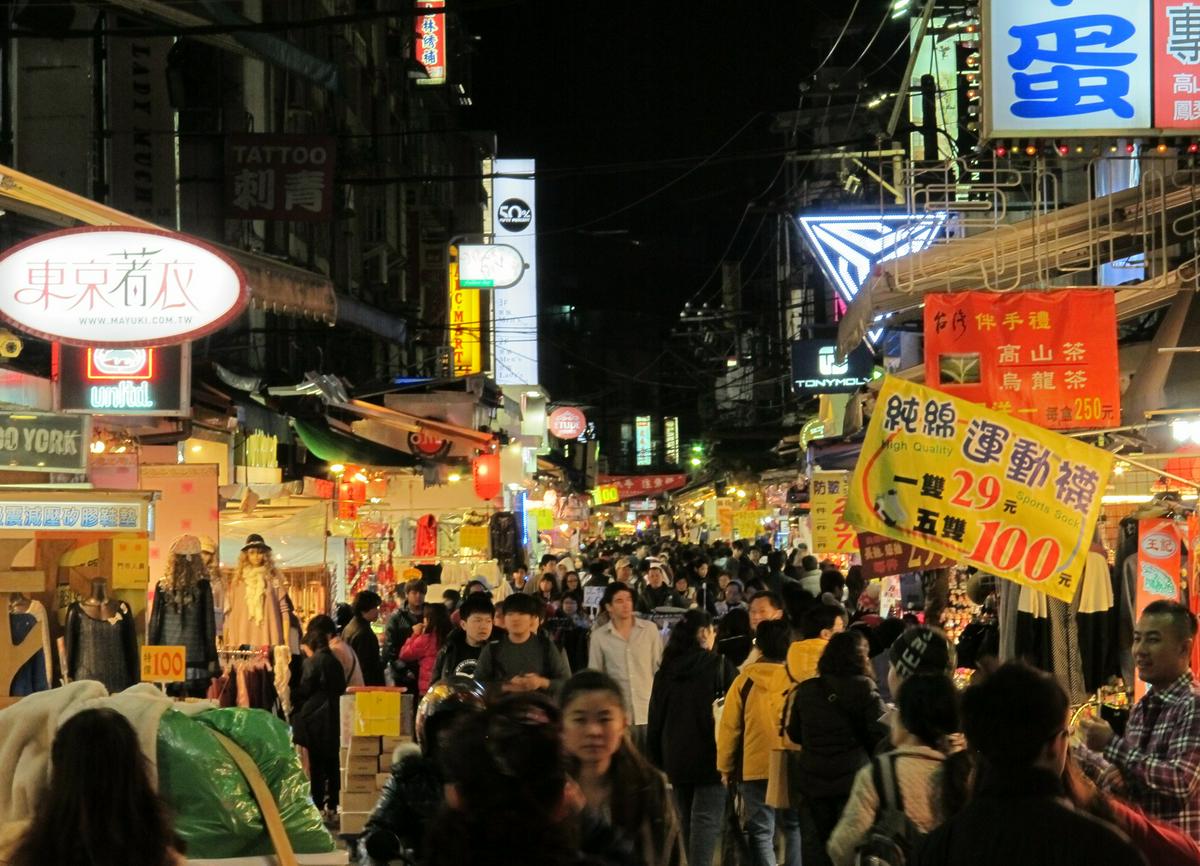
[886,0,938,140]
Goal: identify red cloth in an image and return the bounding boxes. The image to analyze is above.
[415,514,438,557]
[1108,796,1200,865]
[399,631,440,694]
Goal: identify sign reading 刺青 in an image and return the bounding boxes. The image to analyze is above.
[845,377,1114,602]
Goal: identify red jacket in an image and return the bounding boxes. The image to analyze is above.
[399,632,440,694]
[1108,796,1200,866]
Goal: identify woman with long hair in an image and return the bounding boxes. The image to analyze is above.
[562,571,585,604]
[647,610,737,866]
[562,670,685,866]
[292,628,347,817]
[399,602,453,695]
[10,708,184,866]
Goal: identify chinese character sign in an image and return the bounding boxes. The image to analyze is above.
[1155,0,1200,125]
[811,470,858,555]
[225,135,336,221]
[856,531,957,580]
[986,0,1153,135]
[1135,517,1182,699]
[924,291,1119,430]
[415,0,447,86]
[845,377,1114,602]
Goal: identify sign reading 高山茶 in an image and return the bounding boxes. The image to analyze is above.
[846,377,1113,602]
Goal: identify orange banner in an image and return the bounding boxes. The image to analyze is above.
[924,291,1119,430]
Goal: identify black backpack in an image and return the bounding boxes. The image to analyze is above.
[854,753,928,866]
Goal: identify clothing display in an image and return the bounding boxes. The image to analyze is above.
[8,598,51,690]
[224,565,284,648]
[148,577,219,684]
[414,514,438,557]
[65,601,140,694]
[8,613,49,696]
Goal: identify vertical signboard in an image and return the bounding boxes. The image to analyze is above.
[448,260,482,375]
[635,416,652,466]
[415,0,447,86]
[664,417,680,465]
[1135,518,1182,699]
[489,159,538,385]
[811,470,857,554]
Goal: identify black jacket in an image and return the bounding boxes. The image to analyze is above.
[343,614,386,686]
[646,648,737,785]
[786,673,889,799]
[381,605,422,666]
[362,744,442,863]
[916,766,1146,866]
[637,584,684,613]
[291,648,346,752]
[431,628,488,682]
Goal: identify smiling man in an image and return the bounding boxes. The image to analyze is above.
[1078,600,1200,842]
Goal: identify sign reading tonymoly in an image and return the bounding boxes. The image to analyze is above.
[0,227,247,347]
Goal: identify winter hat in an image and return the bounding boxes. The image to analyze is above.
[198,535,217,554]
[889,625,956,679]
[169,535,202,558]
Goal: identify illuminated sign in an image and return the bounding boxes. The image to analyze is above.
[415,0,447,86]
[0,412,88,474]
[548,406,587,440]
[56,343,189,416]
[984,0,1200,137]
[635,416,653,466]
[448,261,482,375]
[664,417,680,465]
[0,499,147,530]
[457,244,526,289]
[791,339,876,397]
[487,159,538,385]
[0,227,246,347]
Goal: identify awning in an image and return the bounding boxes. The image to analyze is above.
[331,400,496,452]
[0,163,338,323]
[292,418,417,467]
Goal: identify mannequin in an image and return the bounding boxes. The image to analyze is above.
[65,578,139,693]
[199,535,225,637]
[223,534,283,648]
[147,535,218,698]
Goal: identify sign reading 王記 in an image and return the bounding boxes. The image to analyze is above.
[845,377,1114,602]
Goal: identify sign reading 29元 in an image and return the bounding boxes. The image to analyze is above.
[985,0,1200,136]
[845,378,1113,602]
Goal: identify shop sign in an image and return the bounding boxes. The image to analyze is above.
[791,339,876,398]
[811,470,858,554]
[924,291,1119,430]
[664,417,680,464]
[414,0,447,86]
[548,406,587,440]
[448,260,482,376]
[110,534,150,590]
[592,484,620,505]
[407,430,451,459]
[733,509,771,539]
[635,416,653,466]
[880,574,901,618]
[857,531,957,580]
[140,645,185,683]
[488,158,538,385]
[225,134,336,221]
[984,0,1200,136]
[55,344,189,417]
[846,377,1114,602]
[596,473,688,499]
[0,412,88,474]
[0,227,247,348]
[457,244,526,289]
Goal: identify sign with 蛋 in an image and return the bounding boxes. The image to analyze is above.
[141,645,186,683]
[845,377,1114,602]
[924,291,1119,430]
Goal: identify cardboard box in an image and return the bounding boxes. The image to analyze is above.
[378,752,394,772]
[339,811,370,835]
[346,754,378,776]
[338,747,347,768]
[348,736,381,757]
[380,735,412,752]
[346,687,404,737]
[341,791,377,813]
[375,772,391,789]
[342,773,377,794]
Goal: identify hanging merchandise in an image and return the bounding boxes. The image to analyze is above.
[66,578,140,694]
[490,510,520,572]
[224,534,284,649]
[147,535,219,697]
[415,514,438,557]
[473,452,501,501]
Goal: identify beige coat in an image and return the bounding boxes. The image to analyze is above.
[826,744,949,866]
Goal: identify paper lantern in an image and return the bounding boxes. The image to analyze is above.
[473,453,501,501]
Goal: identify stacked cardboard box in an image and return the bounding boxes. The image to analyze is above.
[338,689,417,836]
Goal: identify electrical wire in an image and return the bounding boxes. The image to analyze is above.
[810,0,864,77]
[844,1,900,75]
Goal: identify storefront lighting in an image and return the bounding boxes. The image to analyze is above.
[190,444,203,453]
[524,390,540,398]
[1112,461,1129,476]
[508,483,522,491]
[448,472,462,482]
[353,472,368,483]
[1172,419,1200,445]
[90,439,106,454]
[559,523,569,532]
[736,489,747,499]
[330,463,345,474]
[690,457,702,467]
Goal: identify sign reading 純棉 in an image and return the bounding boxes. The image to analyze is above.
[0,412,88,474]
[846,377,1114,602]
[924,291,1120,430]
[791,340,876,398]
[0,227,247,348]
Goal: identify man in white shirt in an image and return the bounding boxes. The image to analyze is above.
[587,581,663,752]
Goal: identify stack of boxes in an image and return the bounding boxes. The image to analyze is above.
[338,688,416,836]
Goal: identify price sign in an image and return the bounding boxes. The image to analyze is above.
[141,645,186,683]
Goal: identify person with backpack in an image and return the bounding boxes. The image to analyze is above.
[716,620,802,866]
[474,591,570,697]
[827,673,961,866]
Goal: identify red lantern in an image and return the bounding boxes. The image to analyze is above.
[473,453,501,501]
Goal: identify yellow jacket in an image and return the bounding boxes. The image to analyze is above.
[786,637,827,684]
[716,661,794,781]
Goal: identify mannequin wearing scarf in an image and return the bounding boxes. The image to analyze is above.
[224,536,284,648]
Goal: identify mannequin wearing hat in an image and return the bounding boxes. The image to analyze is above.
[224,534,284,648]
[147,534,219,697]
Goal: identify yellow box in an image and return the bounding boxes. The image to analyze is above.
[353,691,402,737]
[348,736,381,757]
[342,773,376,794]
[346,754,378,776]
[339,811,370,835]
[341,791,377,813]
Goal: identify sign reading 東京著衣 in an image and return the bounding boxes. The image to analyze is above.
[924,291,1120,430]
[985,0,1200,136]
[0,227,247,347]
[845,377,1114,602]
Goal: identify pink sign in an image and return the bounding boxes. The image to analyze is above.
[548,406,587,440]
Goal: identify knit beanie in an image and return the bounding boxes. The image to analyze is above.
[889,625,956,679]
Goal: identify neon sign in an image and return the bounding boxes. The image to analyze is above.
[56,343,190,416]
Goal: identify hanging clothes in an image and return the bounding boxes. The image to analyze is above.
[1077,545,1117,693]
[1014,584,1087,705]
[415,514,438,557]
[8,613,49,696]
[490,511,520,571]
[148,578,219,685]
[224,565,284,648]
[398,518,417,557]
[65,601,140,694]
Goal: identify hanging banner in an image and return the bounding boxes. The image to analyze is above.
[110,535,150,590]
[459,524,489,552]
[733,509,771,539]
[1135,517,1183,700]
[811,470,858,554]
[857,532,957,580]
[596,473,688,499]
[845,377,1114,602]
[924,291,1120,430]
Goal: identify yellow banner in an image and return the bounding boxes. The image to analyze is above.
[141,645,185,683]
[459,524,489,552]
[811,470,858,554]
[111,535,149,590]
[448,261,482,375]
[845,377,1113,602]
[733,509,770,539]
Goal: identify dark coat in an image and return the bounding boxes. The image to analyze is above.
[637,584,684,613]
[786,673,889,798]
[431,628,489,682]
[343,614,386,686]
[916,766,1146,866]
[291,648,346,753]
[381,605,422,666]
[646,648,737,785]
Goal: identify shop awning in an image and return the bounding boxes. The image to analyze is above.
[292,418,418,468]
[331,399,496,452]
